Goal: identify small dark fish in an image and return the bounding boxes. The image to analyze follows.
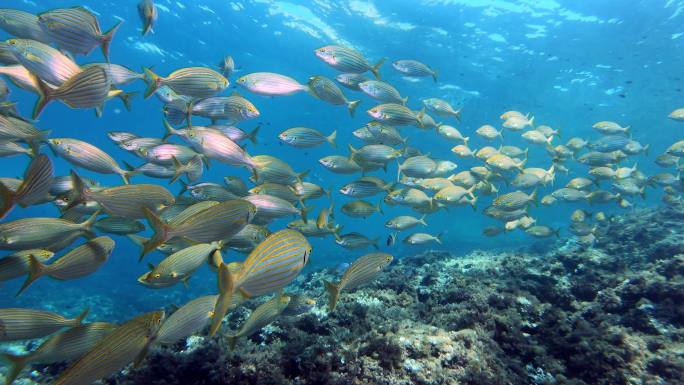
[138,0,158,36]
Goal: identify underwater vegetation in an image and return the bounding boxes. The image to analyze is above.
[0,0,683,384]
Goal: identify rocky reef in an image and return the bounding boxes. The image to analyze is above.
[3,205,684,385]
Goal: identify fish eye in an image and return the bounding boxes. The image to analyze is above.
[153,273,161,279]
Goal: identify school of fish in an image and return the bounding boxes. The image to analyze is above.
[0,2,682,384]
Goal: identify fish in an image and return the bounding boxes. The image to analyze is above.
[521,130,553,145]
[367,103,423,127]
[566,177,596,190]
[225,293,291,350]
[492,190,537,211]
[316,203,333,229]
[0,64,40,92]
[398,155,437,179]
[224,176,250,197]
[525,225,559,238]
[341,200,383,218]
[49,310,165,385]
[319,155,362,174]
[137,143,201,166]
[210,229,311,336]
[669,108,684,121]
[0,211,98,250]
[144,67,228,99]
[279,127,337,148]
[588,135,631,153]
[225,224,271,252]
[434,185,477,208]
[288,219,340,237]
[566,137,588,152]
[511,172,542,189]
[666,140,684,157]
[94,216,145,235]
[340,176,393,198]
[211,124,260,144]
[314,45,384,78]
[82,63,144,86]
[250,155,304,185]
[138,0,158,36]
[138,242,222,288]
[4,39,81,86]
[570,209,590,223]
[423,98,461,120]
[451,144,476,157]
[0,154,53,219]
[486,153,526,172]
[551,188,588,202]
[335,73,370,90]
[392,59,437,82]
[183,127,262,170]
[244,193,307,224]
[0,249,53,284]
[476,125,503,140]
[0,9,52,42]
[236,72,307,96]
[33,65,111,119]
[249,183,300,204]
[437,124,469,143]
[348,143,402,164]
[483,226,504,237]
[335,232,379,250]
[503,115,534,131]
[587,190,621,204]
[403,232,442,245]
[0,322,117,385]
[219,55,235,78]
[48,138,133,184]
[324,252,393,311]
[592,121,630,135]
[17,236,115,296]
[0,307,89,341]
[433,160,458,176]
[189,95,260,125]
[307,76,360,117]
[68,173,174,219]
[37,7,121,60]
[358,80,407,105]
[419,177,453,191]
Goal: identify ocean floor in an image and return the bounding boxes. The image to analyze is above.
[2,205,684,385]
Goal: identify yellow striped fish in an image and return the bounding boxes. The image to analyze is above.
[209,229,311,336]
[17,236,115,296]
[0,211,98,251]
[324,252,393,311]
[1,322,116,385]
[0,249,54,284]
[140,199,255,259]
[33,65,111,119]
[225,293,291,350]
[68,171,174,219]
[0,154,54,220]
[143,67,228,99]
[0,307,89,341]
[137,242,221,288]
[49,310,165,385]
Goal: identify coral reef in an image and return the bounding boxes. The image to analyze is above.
[4,206,683,385]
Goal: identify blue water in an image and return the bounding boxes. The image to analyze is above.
[1,0,683,320]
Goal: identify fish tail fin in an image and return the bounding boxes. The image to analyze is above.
[372,237,380,250]
[431,69,438,83]
[80,210,100,233]
[553,228,561,238]
[453,108,462,122]
[640,187,646,200]
[16,254,47,297]
[469,195,478,211]
[463,136,470,146]
[73,307,90,324]
[435,231,444,244]
[100,21,123,62]
[347,100,360,117]
[142,67,161,99]
[121,170,135,185]
[376,201,383,215]
[170,156,184,184]
[370,57,386,79]
[327,130,337,149]
[0,181,16,220]
[643,144,649,156]
[161,116,178,140]
[555,127,561,139]
[117,90,137,111]
[419,214,428,226]
[226,335,238,350]
[210,263,236,336]
[32,74,55,119]
[1,352,28,385]
[248,123,260,144]
[323,280,340,312]
[530,188,538,207]
[141,207,170,261]
[186,155,203,182]
[300,204,310,224]
[401,96,408,105]
[296,170,310,184]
